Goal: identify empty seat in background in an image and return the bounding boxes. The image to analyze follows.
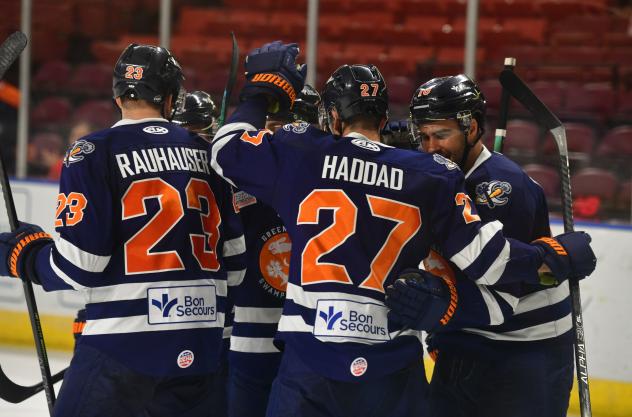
[33,61,72,93]
[503,119,541,156]
[31,96,72,126]
[541,122,596,157]
[563,83,615,119]
[571,167,619,201]
[597,125,632,157]
[73,100,117,129]
[68,63,112,97]
[615,180,632,217]
[523,163,560,200]
[481,0,540,17]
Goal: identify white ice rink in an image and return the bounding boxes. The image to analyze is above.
[0,346,70,417]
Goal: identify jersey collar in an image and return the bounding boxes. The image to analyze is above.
[112,117,169,128]
[464,145,491,179]
[345,132,393,148]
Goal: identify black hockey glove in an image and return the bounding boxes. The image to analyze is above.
[0,221,52,281]
[240,41,307,114]
[381,120,412,149]
[385,268,458,332]
[532,231,596,283]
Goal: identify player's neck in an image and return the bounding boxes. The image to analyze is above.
[463,143,484,172]
[341,126,381,142]
[120,108,164,121]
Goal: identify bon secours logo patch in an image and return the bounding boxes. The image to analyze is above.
[147,285,216,324]
[313,299,390,342]
[475,180,512,208]
[64,140,95,167]
[351,138,381,152]
[432,153,459,170]
[143,125,169,135]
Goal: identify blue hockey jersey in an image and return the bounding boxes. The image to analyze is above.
[210,97,546,381]
[229,191,286,377]
[428,147,572,356]
[33,118,245,377]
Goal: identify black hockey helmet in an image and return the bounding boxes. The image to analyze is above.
[112,43,185,119]
[291,84,321,124]
[173,91,218,136]
[409,74,486,146]
[319,64,388,132]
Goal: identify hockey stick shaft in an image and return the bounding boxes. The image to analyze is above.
[500,69,592,417]
[0,31,57,414]
[217,32,239,128]
[493,57,516,153]
[0,365,64,403]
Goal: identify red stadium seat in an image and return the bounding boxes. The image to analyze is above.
[541,122,596,158]
[68,63,112,97]
[33,61,72,94]
[31,96,72,126]
[550,31,601,47]
[597,125,632,157]
[616,180,632,215]
[500,18,547,44]
[563,83,615,118]
[571,167,619,202]
[481,0,541,17]
[504,119,541,157]
[523,164,560,200]
[73,100,117,129]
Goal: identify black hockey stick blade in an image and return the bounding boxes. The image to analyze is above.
[0,32,27,81]
[218,32,239,128]
[0,364,64,403]
[499,69,562,131]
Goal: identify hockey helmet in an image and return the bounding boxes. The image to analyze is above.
[409,74,486,146]
[291,84,321,124]
[319,64,388,132]
[112,43,185,119]
[173,91,218,137]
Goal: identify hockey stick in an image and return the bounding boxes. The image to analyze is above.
[217,32,239,128]
[0,365,65,403]
[0,31,57,414]
[493,57,516,153]
[500,69,592,417]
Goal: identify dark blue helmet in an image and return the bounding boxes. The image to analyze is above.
[173,91,218,137]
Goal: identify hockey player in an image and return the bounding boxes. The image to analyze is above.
[227,84,321,417]
[173,90,219,141]
[172,89,233,417]
[209,41,596,416]
[0,44,244,417]
[406,74,583,417]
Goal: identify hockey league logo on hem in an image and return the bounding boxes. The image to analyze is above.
[232,190,257,212]
[177,350,194,368]
[147,285,217,324]
[313,299,390,343]
[64,139,95,167]
[350,357,368,377]
[475,180,512,208]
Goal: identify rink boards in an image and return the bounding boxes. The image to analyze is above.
[0,179,630,416]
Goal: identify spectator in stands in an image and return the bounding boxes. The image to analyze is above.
[27,132,63,179]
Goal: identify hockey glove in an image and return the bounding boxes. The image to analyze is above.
[240,41,307,114]
[532,231,596,282]
[385,268,458,332]
[381,120,412,148]
[0,221,52,281]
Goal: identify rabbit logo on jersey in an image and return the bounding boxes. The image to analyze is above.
[147,285,216,324]
[258,230,290,299]
[314,299,390,342]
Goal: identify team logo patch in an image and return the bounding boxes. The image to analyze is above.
[259,232,290,297]
[232,190,257,212]
[314,299,390,342]
[350,357,368,377]
[177,350,194,368]
[475,180,512,208]
[147,285,217,324]
[143,126,169,135]
[432,153,459,170]
[351,138,381,152]
[63,140,95,167]
[282,121,310,134]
